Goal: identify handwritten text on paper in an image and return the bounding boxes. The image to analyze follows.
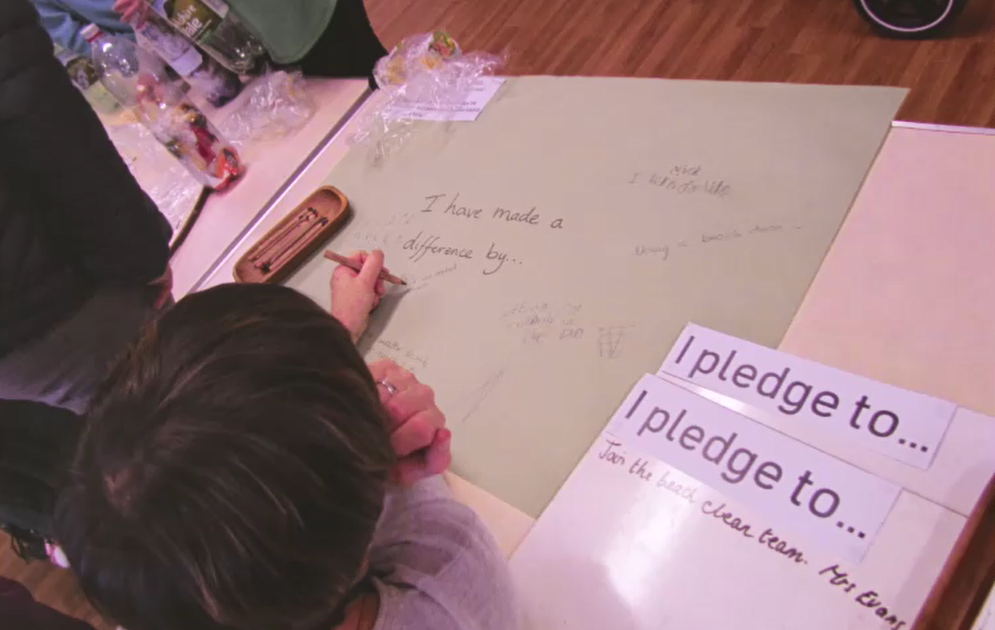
[593,441,910,629]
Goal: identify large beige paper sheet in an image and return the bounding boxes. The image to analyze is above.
[286,77,905,516]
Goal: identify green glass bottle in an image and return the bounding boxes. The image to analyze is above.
[145,0,266,75]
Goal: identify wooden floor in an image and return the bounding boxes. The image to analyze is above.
[369,0,995,127]
[0,536,110,628]
[4,1,995,627]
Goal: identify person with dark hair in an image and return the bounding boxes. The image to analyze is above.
[53,279,520,630]
[0,0,173,415]
[0,0,172,558]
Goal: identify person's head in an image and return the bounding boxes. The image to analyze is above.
[53,284,394,630]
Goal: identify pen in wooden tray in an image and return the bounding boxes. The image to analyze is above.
[263,216,328,273]
[248,208,316,263]
[323,250,407,286]
[233,186,352,285]
[252,209,320,271]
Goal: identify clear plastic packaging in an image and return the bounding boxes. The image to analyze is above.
[55,45,123,115]
[85,25,243,190]
[219,69,316,145]
[351,31,505,162]
[104,121,204,240]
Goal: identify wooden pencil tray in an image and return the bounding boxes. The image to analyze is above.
[234,186,351,285]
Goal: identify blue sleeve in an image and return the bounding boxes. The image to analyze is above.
[30,0,90,55]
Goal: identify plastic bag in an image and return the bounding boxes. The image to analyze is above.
[104,121,204,239]
[220,68,316,145]
[351,31,505,162]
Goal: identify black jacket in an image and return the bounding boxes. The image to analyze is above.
[0,0,171,358]
[1,577,97,630]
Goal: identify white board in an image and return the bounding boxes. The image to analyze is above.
[509,375,995,630]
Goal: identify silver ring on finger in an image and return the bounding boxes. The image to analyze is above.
[378,379,398,396]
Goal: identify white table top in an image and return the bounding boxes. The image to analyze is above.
[194,109,995,561]
[170,78,370,296]
[195,88,388,292]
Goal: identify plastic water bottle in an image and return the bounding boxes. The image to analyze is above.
[82,24,243,190]
[55,46,123,116]
[145,0,266,75]
[135,13,242,107]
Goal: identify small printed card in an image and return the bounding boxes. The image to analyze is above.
[383,77,506,122]
[659,324,957,469]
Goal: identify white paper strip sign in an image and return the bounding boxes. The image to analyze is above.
[609,374,902,563]
[659,324,956,470]
[382,77,506,122]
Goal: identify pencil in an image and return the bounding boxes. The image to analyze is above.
[323,250,407,286]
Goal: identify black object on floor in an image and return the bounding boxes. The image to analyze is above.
[0,400,82,560]
[851,0,968,39]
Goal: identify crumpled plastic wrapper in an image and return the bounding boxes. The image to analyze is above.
[105,121,204,241]
[351,31,505,163]
[101,70,315,245]
[220,69,316,146]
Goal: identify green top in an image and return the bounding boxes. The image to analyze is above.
[227,0,337,64]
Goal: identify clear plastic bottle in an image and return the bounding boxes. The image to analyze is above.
[144,0,267,75]
[82,24,243,190]
[54,45,123,116]
[135,12,242,107]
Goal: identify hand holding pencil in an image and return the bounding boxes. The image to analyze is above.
[324,250,406,285]
[327,249,402,342]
